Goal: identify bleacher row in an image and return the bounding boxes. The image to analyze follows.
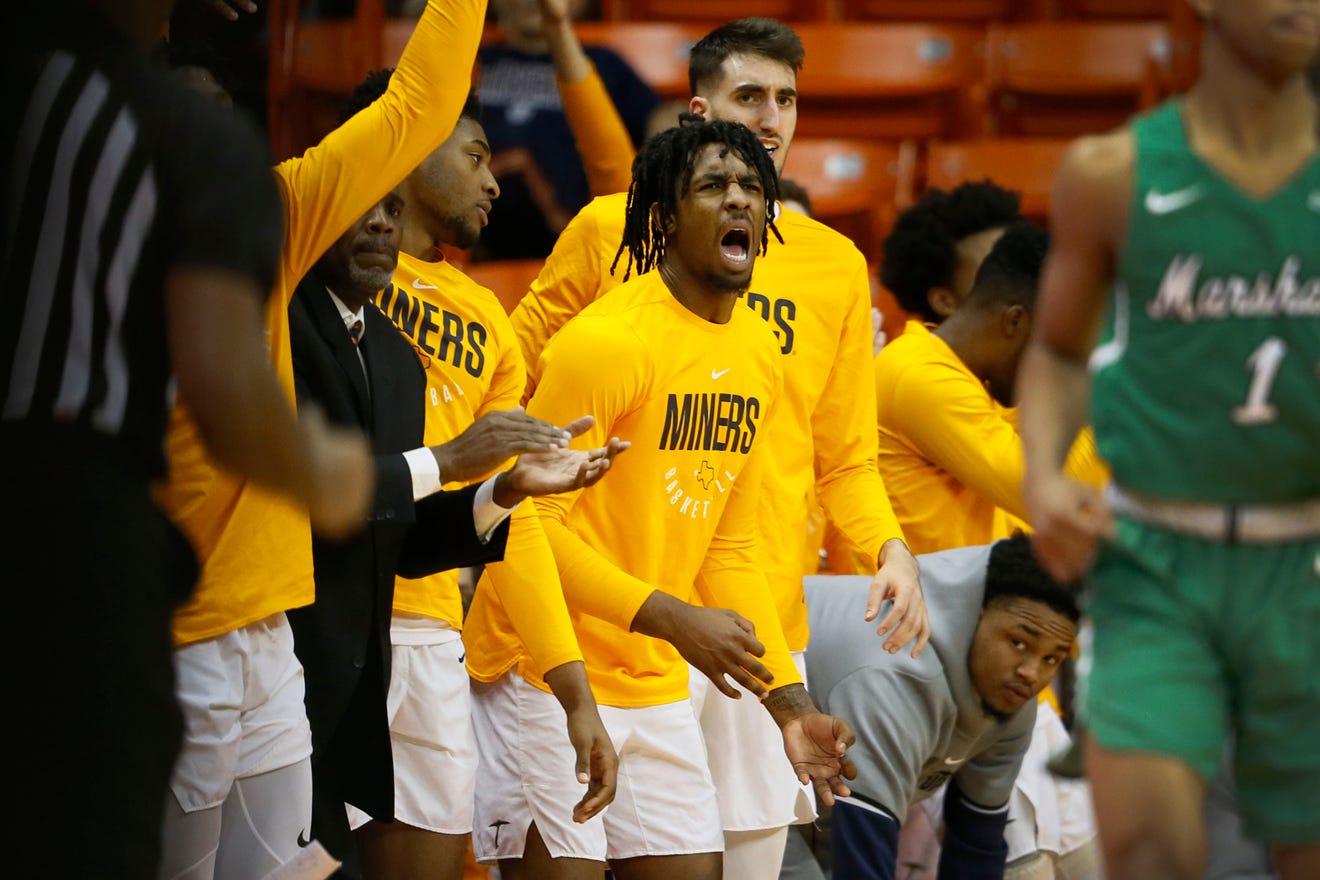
[267,0,1203,313]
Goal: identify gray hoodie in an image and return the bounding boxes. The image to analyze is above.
[804,543,1035,817]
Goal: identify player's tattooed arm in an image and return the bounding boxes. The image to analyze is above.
[764,684,858,805]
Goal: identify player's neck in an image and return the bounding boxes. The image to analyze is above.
[658,261,741,324]
[399,223,442,263]
[1190,42,1318,160]
[933,315,991,381]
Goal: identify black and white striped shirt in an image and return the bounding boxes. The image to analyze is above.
[1,21,281,479]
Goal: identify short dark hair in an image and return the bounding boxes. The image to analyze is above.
[964,222,1049,310]
[880,181,1023,323]
[984,533,1080,622]
[688,18,805,97]
[777,177,812,216]
[338,68,482,127]
[612,119,780,281]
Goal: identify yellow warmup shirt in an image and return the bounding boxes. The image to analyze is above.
[874,321,1109,555]
[163,0,487,646]
[511,195,904,652]
[377,253,581,677]
[478,272,798,707]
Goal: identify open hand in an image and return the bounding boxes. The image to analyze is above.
[434,407,576,485]
[865,538,930,657]
[497,416,630,501]
[780,712,857,807]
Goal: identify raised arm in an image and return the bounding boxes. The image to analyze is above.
[275,0,489,287]
[541,0,635,196]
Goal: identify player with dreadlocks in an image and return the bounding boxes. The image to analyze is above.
[467,117,856,880]
[611,117,782,281]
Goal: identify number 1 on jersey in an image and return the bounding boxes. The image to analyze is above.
[1231,336,1287,426]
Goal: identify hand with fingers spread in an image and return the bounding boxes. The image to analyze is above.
[544,661,618,823]
[764,684,857,806]
[630,591,774,699]
[432,407,575,485]
[491,416,630,506]
[865,538,931,658]
[1023,471,1113,584]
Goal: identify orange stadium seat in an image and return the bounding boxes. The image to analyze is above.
[834,0,1032,23]
[792,24,988,141]
[463,259,547,314]
[1049,0,1171,19]
[600,0,830,24]
[920,138,1072,224]
[268,0,434,160]
[569,22,710,100]
[983,20,1169,137]
[780,138,916,264]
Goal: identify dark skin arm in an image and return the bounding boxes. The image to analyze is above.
[167,266,372,539]
[1019,130,1131,582]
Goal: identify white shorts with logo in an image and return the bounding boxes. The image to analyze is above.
[471,671,724,864]
[170,612,312,812]
[346,615,476,833]
[689,650,817,831]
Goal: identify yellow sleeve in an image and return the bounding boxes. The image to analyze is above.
[559,62,635,198]
[887,356,1032,521]
[273,0,486,290]
[695,433,802,690]
[475,314,583,675]
[812,252,905,567]
[483,504,584,675]
[510,197,612,403]
[526,316,657,631]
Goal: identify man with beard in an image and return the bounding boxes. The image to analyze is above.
[287,189,626,875]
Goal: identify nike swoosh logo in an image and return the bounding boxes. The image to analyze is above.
[943,756,964,766]
[1144,186,1203,215]
[412,278,438,290]
[297,830,311,848]
[711,368,730,380]
[1308,191,1320,213]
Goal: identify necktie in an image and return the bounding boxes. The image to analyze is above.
[349,319,364,346]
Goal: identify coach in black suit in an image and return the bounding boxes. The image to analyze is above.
[288,190,619,877]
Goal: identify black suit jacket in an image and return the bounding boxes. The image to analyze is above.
[285,275,509,866]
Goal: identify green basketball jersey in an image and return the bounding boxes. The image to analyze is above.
[1091,99,1320,504]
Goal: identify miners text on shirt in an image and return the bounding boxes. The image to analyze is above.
[375,283,489,377]
[659,392,762,453]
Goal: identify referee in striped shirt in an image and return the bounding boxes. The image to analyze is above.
[1,1,372,874]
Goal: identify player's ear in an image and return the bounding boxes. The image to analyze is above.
[650,203,677,237]
[1002,303,1030,338]
[928,286,960,320]
[689,95,709,119]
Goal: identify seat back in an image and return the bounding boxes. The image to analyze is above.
[601,0,830,23]
[834,0,1028,22]
[984,20,1169,136]
[570,22,710,100]
[1050,0,1170,18]
[922,138,1072,223]
[459,259,547,315]
[780,138,916,264]
[792,24,988,141]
